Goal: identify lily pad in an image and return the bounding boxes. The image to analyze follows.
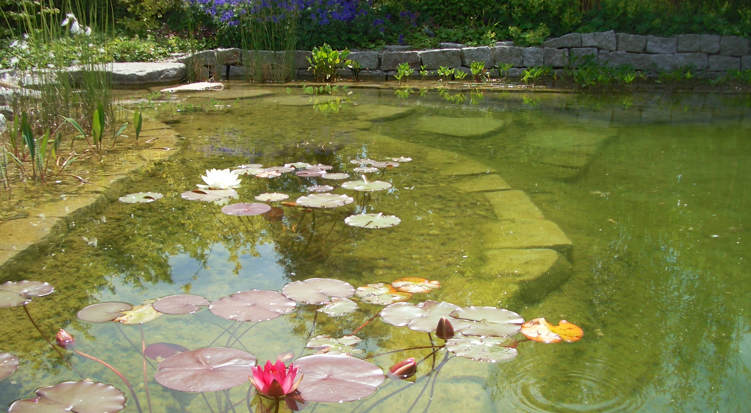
[355,283,411,305]
[282,278,355,305]
[285,162,312,169]
[344,213,400,229]
[306,164,333,171]
[296,169,325,178]
[114,303,162,325]
[318,297,358,317]
[265,166,295,174]
[0,281,54,308]
[391,277,440,294]
[209,290,296,322]
[520,318,583,343]
[353,166,379,174]
[145,343,189,361]
[221,203,271,216]
[307,185,334,193]
[152,295,209,315]
[8,381,126,413]
[234,166,265,176]
[0,291,29,308]
[321,172,349,180]
[296,193,353,209]
[77,302,133,323]
[306,335,363,355]
[391,157,412,163]
[445,336,518,363]
[254,170,282,178]
[295,354,384,403]
[0,352,19,381]
[255,192,289,202]
[380,301,460,332]
[450,306,523,338]
[155,347,256,392]
[118,192,163,204]
[181,189,238,203]
[341,179,392,192]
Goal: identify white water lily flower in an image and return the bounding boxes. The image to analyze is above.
[198,168,241,190]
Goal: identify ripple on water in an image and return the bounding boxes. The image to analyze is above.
[496,356,645,412]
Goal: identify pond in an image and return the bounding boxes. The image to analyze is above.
[1,85,749,412]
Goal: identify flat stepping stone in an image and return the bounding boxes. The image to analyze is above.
[105,62,187,86]
[484,190,544,220]
[452,174,510,192]
[482,218,572,255]
[161,82,223,93]
[523,128,612,170]
[351,104,414,121]
[414,115,505,138]
[266,94,340,106]
[480,248,572,306]
[184,88,273,101]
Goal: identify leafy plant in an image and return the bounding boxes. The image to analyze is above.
[419,65,429,79]
[307,43,350,82]
[495,63,513,79]
[521,66,553,84]
[394,62,414,83]
[453,68,468,80]
[470,61,486,82]
[347,59,362,81]
[133,111,143,144]
[437,66,455,81]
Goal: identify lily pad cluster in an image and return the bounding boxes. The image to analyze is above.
[0,280,54,308]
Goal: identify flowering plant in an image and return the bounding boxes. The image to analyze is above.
[250,360,303,398]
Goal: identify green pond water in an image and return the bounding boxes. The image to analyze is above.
[1,86,749,412]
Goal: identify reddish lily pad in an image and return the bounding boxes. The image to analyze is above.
[318,297,358,317]
[445,336,518,363]
[115,303,162,325]
[255,193,289,202]
[254,170,282,179]
[306,164,333,171]
[306,185,334,193]
[391,277,441,294]
[155,347,257,392]
[221,203,271,216]
[306,335,363,355]
[8,381,126,413]
[145,343,189,361]
[285,162,312,169]
[380,301,460,332]
[118,192,163,204]
[450,306,523,338]
[296,193,353,209]
[77,302,133,323]
[355,283,411,305]
[181,189,238,203]
[1,352,19,381]
[321,172,349,180]
[0,280,54,297]
[282,278,355,305]
[344,213,400,229]
[265,166,295,174]
[209,290,296,322]
[296,169,325,178]
[153,295,209,315]
[295,354,384,402]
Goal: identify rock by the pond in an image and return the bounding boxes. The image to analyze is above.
[352,104,415,122]
[414,115,506,138]
[482,218,572,254]
[161,82,224,93]
[481,248,572,305]
[107,62,186,86]
[484,190,544,220]
[452,174,511,192]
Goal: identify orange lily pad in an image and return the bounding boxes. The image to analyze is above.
[521,318,583,343]
[391,277,441,294]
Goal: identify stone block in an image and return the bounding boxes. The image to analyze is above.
[481,248,572,305]
[419,49,462,70]
[543,33,581,48]
[522,47,543,67]
[492,46,523,67]
[293,50,312,69]
[598,51,651,70]
[358,70,386,81]
[581,30,616,51]
[495,41,514,47]
[179,50,216,67]
[616,33,646,52]
[452,174,510,193]
[462,46,492,66]
[743,56,751,71]
[216,48,241,65]
[349,51,379,69]
[482,218,572,255]
[383,45,411,51]
[507,68,525,78]
[381,51,420,71]
[485,190,544,220]
[543,48,568,68]
[439,42,465,49]
[708,55,740,71]
[650,53,708,71]
[677,34,720,53]
[720,36,749,56]
[646,36,677,54]
[108,62,186,86]
[570,47,598,63]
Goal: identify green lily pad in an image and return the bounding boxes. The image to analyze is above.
[296,193,354,208]
[118,192,163,204]
[344,213,400,229]
[8,381,126,413]
[282,278,355,305]
[77,302,133,323]
[0,290,29,308]
[380,301,460,332]
[450,306,523,338]
[233,165,265,176]
[0,281,54,308]
[322,172,350,180]
[445,336,518,363]
[355,283,411,305]
[341,179,392,192]
[284,162,312,169]
[1,352,19,381]
[306,335,363,355]
[353,166,379,174]
[318,297,358,317]
[181,189,238,204]
[114,303,162,325]
[255,192,289,202]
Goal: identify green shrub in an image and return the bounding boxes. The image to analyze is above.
[307,43,350,82]
[394,62,414,83]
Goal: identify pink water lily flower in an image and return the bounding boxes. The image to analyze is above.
[250,360,303,398]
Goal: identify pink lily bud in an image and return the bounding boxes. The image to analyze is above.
[389,357,417,379]
[56,329,75,349]
[436,317,455,340]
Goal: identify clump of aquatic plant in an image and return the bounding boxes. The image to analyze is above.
[133,110,143,144]
[347,59,363,81]
[437,66,455,81]
[307,43,350,82]
[64,103,128,154]
[521,66,553,84]
[394,62,414,84]
[495,62,513,80]
[419,65,429,79]
[470,61,486,82]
